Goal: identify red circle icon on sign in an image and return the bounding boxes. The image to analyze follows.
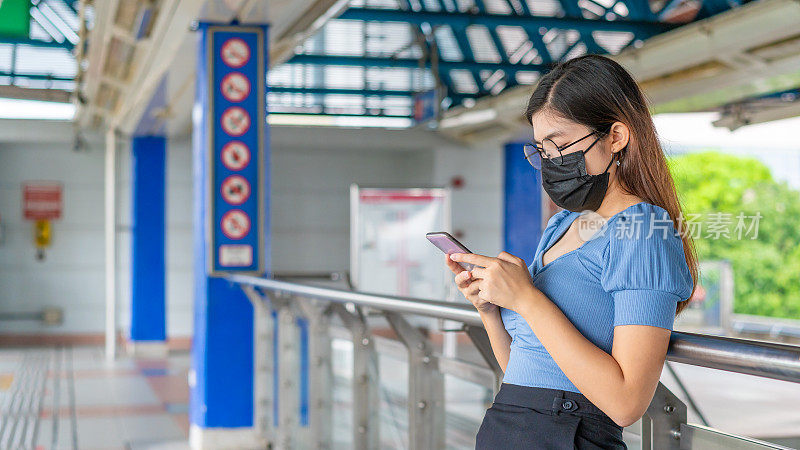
[220,209,250,240]
[221,141,250,171]
[221,106,250,136]
[221,38,250,68]
[220,72,250,103]
[220,175,251,205]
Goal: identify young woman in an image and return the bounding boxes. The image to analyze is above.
[444,54,698,449]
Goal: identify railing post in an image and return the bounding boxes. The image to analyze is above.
[333,304,380,449]
[719,260,735,333]
[228,274,800,450]
[242,286,274,443]
[384,311,445,450]
[266,292,301,449]
[463,324,504,396]
[296,297,333,449]
[642,382,687,450]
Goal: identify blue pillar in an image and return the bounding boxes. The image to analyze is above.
[503,142,543,265]
[130,136,167,344]
[191,23,270,436]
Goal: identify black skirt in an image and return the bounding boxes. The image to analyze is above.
[475,383,627,449]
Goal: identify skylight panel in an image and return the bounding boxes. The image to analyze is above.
[433,26,463,61]
[467,25,502,62]
[591,31,635,54]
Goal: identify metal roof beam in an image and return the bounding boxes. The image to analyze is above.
[553,0,604,55]
[269,111,412,118]
[270,85,477,102]
[0,84,71,102]
[337,7,674,36]
[287,54,549,73]
[497,0,553,70]
[0,36,74,49]
[0,70,73,82]
[270,86,416,96]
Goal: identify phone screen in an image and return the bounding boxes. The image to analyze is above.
[426,232,478,271]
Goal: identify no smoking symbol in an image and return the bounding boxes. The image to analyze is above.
[220,175,251,205]
[220,73,250,103]
[221,209,250,240]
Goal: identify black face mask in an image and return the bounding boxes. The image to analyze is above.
[540,135,615,212]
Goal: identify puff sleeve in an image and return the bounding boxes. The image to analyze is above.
[600,204,694,330]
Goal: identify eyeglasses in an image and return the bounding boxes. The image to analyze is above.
[523,131,599,170]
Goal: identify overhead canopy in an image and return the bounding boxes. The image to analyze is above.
[9,0,795,136]
[268,0,723,120]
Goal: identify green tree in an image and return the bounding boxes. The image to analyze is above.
[669,151,800,319]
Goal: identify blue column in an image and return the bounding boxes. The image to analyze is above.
[503,142,543,265]
[130,136,166,343]
[191,24,270,431]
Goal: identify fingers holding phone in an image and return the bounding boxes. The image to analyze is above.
[445,253,467,275]
[429,232,496,313]
[444,254,497,313]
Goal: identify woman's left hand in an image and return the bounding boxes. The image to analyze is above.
[449,251,540,313]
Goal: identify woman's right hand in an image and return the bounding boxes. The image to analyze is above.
[445,254,498,314]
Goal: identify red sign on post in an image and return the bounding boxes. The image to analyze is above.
[23,182,62,220]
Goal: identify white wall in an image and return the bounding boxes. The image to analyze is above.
[269,126,440,272]
[0,121,467,338]
[431,138,506,258]
[0,121,106,335]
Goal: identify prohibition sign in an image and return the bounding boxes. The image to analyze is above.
[221,106,250,136]
[220,141,250,171]
[220,38,250,68]
[220,209,250,240]
[220,72,250,103]
[220,175,251,205]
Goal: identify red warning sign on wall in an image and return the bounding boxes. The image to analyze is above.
[23,182,62,220]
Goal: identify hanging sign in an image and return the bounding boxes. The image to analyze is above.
[205,27,266,274]
[413,89,438,124]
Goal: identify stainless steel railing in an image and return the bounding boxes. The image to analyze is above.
[229,273,800,450]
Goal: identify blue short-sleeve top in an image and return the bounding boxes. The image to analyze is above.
[500,201,694,393]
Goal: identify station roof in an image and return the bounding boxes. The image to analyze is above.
[5,0,787,129]
[268,0,743,120]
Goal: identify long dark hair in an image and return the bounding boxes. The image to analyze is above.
[524,54,698,316]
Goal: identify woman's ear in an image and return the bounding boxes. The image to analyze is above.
[609,121,630,154]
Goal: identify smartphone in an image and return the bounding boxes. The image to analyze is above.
[426,231,480,271]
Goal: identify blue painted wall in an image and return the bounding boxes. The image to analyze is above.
[130,136,166,342]
[503,142,543,266]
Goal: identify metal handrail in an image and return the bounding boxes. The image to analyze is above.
[228,274,800,384]
[229,274,482,325]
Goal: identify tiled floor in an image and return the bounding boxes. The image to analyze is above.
[2,341,798,449]
[0,346,190,450]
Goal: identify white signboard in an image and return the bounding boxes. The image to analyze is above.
[350,185,451,301]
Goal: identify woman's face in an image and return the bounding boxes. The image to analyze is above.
[530,111,618,177]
